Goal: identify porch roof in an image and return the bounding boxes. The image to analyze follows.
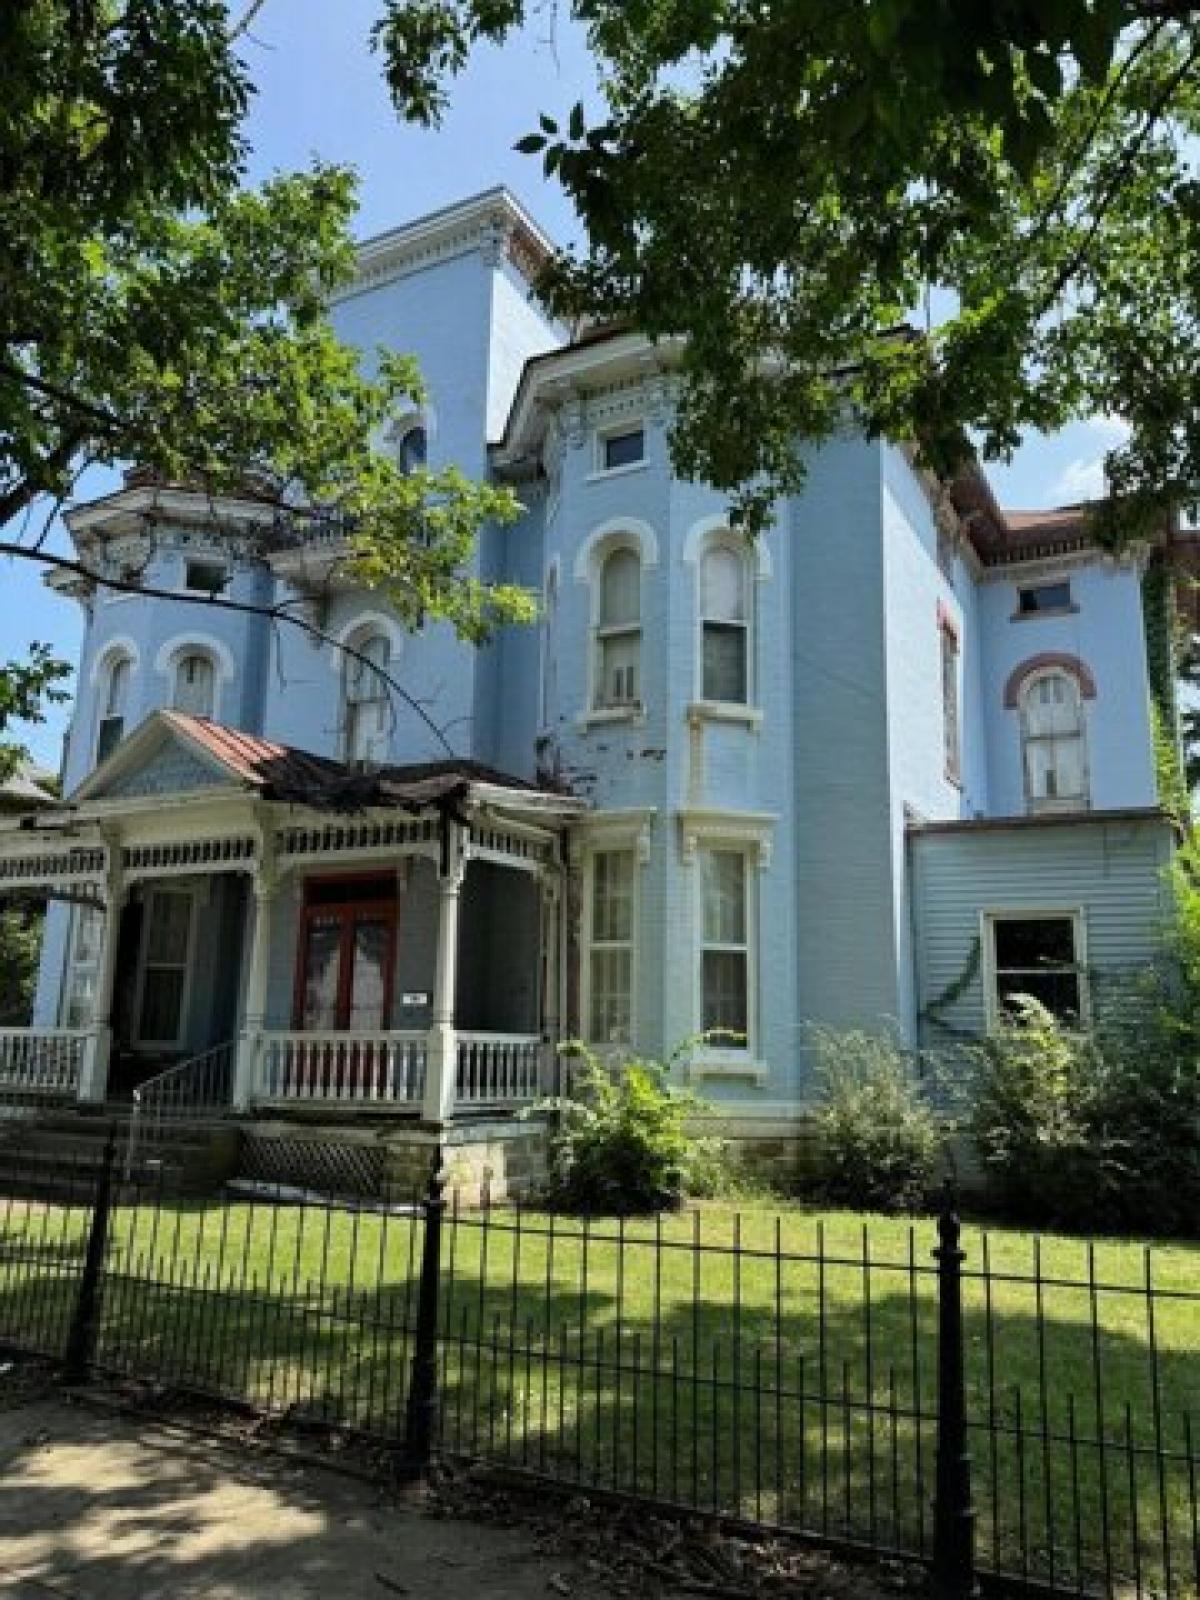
[72,711,584,818]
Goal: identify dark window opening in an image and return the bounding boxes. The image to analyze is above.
[1017,581,1072,615]
[185,560,228,595]
[991,915,1083,1023]
[602,428,645,471]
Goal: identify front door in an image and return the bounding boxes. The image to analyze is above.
[294,876,398,1034]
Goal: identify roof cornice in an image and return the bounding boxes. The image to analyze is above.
[331,187,557,306]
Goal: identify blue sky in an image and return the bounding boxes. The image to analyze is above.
[0,0,1127,768]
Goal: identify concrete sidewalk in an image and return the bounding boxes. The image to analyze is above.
[0,1394,580,1599]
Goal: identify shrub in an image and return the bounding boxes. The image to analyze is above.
[808,1027,943,1212]
[969,997,1116,1226]
[539,1042,707,1214]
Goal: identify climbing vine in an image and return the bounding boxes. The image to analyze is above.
[919,934,982,1038]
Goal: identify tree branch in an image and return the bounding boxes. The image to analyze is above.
[0,540,456,758]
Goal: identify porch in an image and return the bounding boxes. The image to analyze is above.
[0,714,583,1133]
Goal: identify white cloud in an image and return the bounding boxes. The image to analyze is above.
[1053,454,1108,503]
[1083,413,1131,446]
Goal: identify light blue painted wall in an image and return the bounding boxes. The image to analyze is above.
[977,561,1156,816]
[911,816,1173,1041]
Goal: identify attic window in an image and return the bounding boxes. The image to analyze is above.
[599,427,645,473]
[1016,580,1072,616]
[184,559,227,595]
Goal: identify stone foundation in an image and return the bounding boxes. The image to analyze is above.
[235,1114,550,1207]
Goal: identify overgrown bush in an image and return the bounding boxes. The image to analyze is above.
[539,1042,708,1214]
[969,997,1116,1225]
[807,1027,943,1212]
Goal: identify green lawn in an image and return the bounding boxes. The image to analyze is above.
[1,1190,1196,1594]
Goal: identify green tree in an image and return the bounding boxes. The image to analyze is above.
[0,908,43,1026]
[380,1,1200,537]
[0,1,533,767]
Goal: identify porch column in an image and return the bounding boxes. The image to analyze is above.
[233,872,277,1111]
[80,862,126,1103]
[541,874,562,1095]
[422,825,465,1124]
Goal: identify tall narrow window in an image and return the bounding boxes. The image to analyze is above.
[1021,670,1088,811]
[62,904,104,1029]
[343,633,391,763]
[701,849,748,1038]
[136,889,193,1047]
[588,849,634,1043]
[95,654,131,765]
[595,547,641,709]
[396,424,427,475]
[172,651,216,718]
[700,544,749,704]
[941,624,961,782]
[541,565,558,728]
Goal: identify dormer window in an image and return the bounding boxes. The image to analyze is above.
[171,651,216,719]
[598,426,645,474]
[595,546,642,709]
[95,653,132,765]
[343,632,391,764]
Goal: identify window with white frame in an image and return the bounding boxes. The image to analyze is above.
[700,848,749,1039]
[597,425,645,474]
[136,888,194,1046]
[985,912,1087,1025]
[700,543,750,704]
[594,546,642,710]
[941,623,960,782]
[95,653,132,765]
[343,632,392,763]
[587,848,635,1044]
[171,651,216,718]
[62,904,104,1029]
[1021,669,1088,811]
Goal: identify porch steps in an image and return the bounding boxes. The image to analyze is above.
[0,1108,239,1201]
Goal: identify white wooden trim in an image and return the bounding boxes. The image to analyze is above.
[89,635,141,687]
[687,840,762,1069]
[572,516,660,580]
[578,826,645,1050]
[979,906,1090,1031]
[681,514,773,580]
[131,882,200,1051]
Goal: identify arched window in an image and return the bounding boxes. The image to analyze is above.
[541,564,559,728]
[700,543,749,704]
[1021,669,1089,811]
[343,632,391,764]
[171,651,216,718]
[594,546,641,709]
[396,424,427,476]
[95,654,132,764]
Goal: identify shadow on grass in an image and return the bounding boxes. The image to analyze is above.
[0,1193,1195,1596]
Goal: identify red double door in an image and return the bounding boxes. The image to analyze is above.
[294,876,398,1036]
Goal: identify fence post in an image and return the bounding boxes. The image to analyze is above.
[63,1126,117,1386]
[399,1151,446,1479]
[932,1182,978,1600]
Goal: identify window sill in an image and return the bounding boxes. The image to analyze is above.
[1010,605,1081,622]
[687,1055,769,1086]
[585,461,648,485]
[577,705,647,730]
[686,701,763,731]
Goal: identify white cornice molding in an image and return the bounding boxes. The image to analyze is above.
[331,188,557,306]
[677,807,778,869]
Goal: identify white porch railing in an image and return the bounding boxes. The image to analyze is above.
[250,1030,428,1108]
[0,1028,90,1098]
[455,1033,545,1108]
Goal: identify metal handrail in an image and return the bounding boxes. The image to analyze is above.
[124,1040,234,1178]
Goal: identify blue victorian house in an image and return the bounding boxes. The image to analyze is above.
[0,189,1181,1193]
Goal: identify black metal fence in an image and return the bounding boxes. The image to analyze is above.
[0,1143,1196,1600]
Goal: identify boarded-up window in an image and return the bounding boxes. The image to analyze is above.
[1021,671,1088,811]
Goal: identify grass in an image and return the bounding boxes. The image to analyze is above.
[0,1188,1196,1594]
